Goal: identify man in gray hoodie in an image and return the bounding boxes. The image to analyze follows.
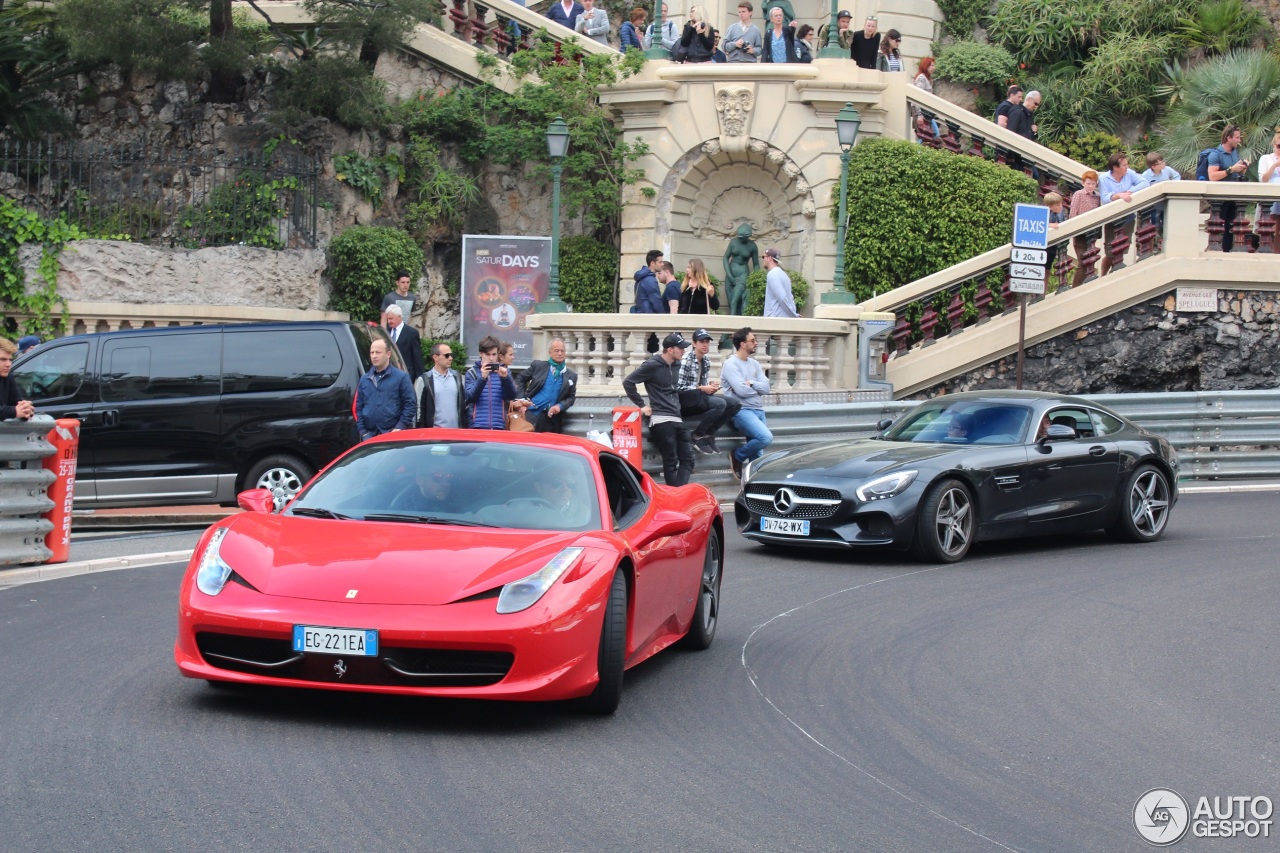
[622,332,695,486]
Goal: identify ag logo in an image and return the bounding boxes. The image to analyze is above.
[1134,788,1190,846]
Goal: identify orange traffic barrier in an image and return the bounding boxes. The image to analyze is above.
[42,419,81,564]
[611,406,644,467]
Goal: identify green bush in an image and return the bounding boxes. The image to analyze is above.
[270,55,389,131]
[328,226,424,321]
[744,268,809,316]
[841,138,1039,302]
[1077,33,1180,117]
[1047,130,1126,171]
[558,235,618,313]
[934,41,1017,87]
[1179,0,1269,55]
[936,0,988,40]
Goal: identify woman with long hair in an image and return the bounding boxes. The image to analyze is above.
[912,56,939,141]
[679,258,719,314]
[876,28,902,72]
[679,5,716,63]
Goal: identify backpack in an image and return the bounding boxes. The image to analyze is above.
[671,39,688,62]
[1195,147,1215,181]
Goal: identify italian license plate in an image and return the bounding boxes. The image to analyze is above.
[761,517,810,536]
[292,625,378,657]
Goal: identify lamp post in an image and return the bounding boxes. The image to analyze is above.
[823,103,861,303]
[644,0,669,59]
[819,0,844,58]
[538,117,571,313]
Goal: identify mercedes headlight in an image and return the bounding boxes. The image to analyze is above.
[496,547,585,614]
[195,528,233,596]
[855,470,918,501]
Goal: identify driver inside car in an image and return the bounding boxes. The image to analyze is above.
[391,464,457,514]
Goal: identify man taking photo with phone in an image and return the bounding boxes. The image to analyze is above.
[464,335,519,430]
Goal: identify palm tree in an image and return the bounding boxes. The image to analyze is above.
[1156,49,1280,174]
[0,0,82,139]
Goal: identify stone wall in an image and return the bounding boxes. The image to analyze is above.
[917,290,1280,397]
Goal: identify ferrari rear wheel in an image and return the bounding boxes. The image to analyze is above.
[678,528,721,650]
[580,570,627,715]
[911,478,974,563]
[1107,463,1171,543]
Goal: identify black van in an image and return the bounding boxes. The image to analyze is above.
[12,321,400,509]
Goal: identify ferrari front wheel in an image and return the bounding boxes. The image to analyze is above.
[678,528,721,650]
[580,570,627,715]
[911,478,974,563]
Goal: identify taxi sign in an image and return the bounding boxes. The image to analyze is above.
[1012,203,1050,249]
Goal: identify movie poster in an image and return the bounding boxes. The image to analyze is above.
[460,235,550,368]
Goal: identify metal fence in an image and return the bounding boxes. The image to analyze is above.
[0,139,320,249]
[558,389,1280,494]
[0,417,56,566]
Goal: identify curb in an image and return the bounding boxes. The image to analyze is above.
[0,549,194,589]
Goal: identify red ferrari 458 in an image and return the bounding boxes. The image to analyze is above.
[174,430,723,713]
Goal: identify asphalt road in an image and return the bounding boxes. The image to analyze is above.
[1,492,1276,853]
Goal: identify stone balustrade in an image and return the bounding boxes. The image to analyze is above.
[524,314,856,395]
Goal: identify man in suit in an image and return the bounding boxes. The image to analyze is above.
[384,304,424,385]
[515,338,577,433]
[546,0,584,30]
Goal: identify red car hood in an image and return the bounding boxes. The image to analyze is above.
[216,514,594,606]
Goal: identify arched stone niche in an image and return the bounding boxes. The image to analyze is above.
[654,138,816,285]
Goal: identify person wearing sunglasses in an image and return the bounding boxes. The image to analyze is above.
[531,462,590,524]
[417,342,468,429]
[391,463,458,514]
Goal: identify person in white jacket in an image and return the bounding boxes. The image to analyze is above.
[574,0,611,45]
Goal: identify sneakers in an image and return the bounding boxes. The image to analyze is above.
[692,433,717,455]
[729,452,742,480]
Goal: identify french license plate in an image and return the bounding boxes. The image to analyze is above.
[292,625,378,657]
[761,516,810,536]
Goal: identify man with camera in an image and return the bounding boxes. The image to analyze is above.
[464,335,519,430]
[1208,124,1251,252]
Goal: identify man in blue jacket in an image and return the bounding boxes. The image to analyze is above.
[632,249,666,314]
[464,335,519,430]
[356,338,416,440]
[545,0,584,29]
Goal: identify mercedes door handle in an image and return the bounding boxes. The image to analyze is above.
[1089,446,1106,456]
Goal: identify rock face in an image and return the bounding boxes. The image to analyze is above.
[917,290,1280,397]
[21,241,331,310]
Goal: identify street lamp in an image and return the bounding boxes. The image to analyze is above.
[819,0,844,58]
[825,103,861,302]
[538,116,571,314]
[644,0,669,59]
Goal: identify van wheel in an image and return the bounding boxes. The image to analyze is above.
[244,454,313,512]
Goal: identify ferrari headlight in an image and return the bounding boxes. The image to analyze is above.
[856,470,918,501]
[496,547,585,614]
[195,528,233,596]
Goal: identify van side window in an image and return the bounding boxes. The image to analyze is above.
[101,335,220,401]
[12,342,90,401]
[223,330,343,393]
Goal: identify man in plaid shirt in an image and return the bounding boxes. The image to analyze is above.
[677,329,741,454]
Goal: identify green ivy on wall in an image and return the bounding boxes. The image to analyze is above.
[0,197,83,335]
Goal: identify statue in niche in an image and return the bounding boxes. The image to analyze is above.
[723,223,760,316]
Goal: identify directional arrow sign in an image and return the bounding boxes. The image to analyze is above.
[1011,247,1047,264]
[1010,263,1046,280]
[1012,203,1050,249]
[1010,277,1046,295]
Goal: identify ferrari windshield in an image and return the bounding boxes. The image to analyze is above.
[885,401,1034,446]
[290,441,602,531]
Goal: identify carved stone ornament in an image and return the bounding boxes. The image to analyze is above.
[702,139,722,156]
[714,85,754,139]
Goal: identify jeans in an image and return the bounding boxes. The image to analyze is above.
[732,408,773,462]
[649,421,695,486]
[527,408,564,433]
[680,391,741,438]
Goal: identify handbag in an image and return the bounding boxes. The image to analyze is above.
[507,402,535,433]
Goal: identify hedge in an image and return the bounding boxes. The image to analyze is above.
[328,226,425,321]
[745,268,809,316]
[557,235,617,313]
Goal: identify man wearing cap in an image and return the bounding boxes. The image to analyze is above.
[622,332,696,486]
[762,248,798,318]
[817,10,854,52]
[17,336,40,355]
[677,328,741,454]
[850,15,879,69]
